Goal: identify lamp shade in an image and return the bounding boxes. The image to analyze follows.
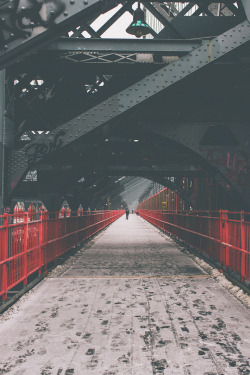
[126,6,153,38]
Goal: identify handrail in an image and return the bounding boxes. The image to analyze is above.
[137,209,250,284]
[0,210,124,300]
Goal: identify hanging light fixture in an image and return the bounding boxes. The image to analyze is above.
[126,1,153,38]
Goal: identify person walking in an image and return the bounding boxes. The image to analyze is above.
[125,208,130,220]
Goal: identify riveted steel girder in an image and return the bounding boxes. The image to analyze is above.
[6,20,250,206]
[0,0,119,70]
[45,37,202,56]
[0,0,245,70]
[139,121,250,208]
[95,165,201,177]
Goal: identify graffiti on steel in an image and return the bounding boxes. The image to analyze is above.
[25,130,65,165]
[205,148,250,188]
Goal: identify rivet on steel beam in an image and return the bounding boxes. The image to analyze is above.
[70,0,75,3]
[64,11,68,16]
[84,0,88,4]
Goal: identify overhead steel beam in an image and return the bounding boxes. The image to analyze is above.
[0,0,119,70]
[139,120,250,209]
[6,20,250,202]
[241,0,250,22]
[97,165,201,177]
[0,0,244,70]
[45,37,202,56]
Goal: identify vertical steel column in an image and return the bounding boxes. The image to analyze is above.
[0,70,5,215]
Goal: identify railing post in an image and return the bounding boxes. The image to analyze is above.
[240,211,246,284]
[225,210,229,270]
[23,212,28,285]
[220,210,229,271]
[55,212,59,263]
[38,211,43,274]
[219,210,224,271]
[2,214,8,300]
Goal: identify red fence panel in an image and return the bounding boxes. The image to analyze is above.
[137,209,250,283]
[0,210,124,300]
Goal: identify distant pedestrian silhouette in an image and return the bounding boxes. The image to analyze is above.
[126,208,130,220]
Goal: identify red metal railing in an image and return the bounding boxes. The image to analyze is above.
[137,209,250,283]
[0,210,124,300]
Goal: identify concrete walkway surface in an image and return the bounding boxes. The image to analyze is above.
[0,214,250,375]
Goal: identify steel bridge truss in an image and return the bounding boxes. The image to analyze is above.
[0,1,250,211]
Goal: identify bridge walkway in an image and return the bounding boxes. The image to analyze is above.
[0,214,250,375]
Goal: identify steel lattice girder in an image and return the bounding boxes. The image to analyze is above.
[6,20,250,205]
[45,37,202,55]
[0,0,118,69]
[0,0,246,70]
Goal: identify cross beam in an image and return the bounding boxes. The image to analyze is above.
[0,1,246,70]
[45,37,202,56]
[0,0,118,70]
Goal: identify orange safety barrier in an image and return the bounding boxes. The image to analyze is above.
[0,210,124,300]
[137,210,250,283]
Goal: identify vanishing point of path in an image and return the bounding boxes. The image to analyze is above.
[0,214,250,375]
